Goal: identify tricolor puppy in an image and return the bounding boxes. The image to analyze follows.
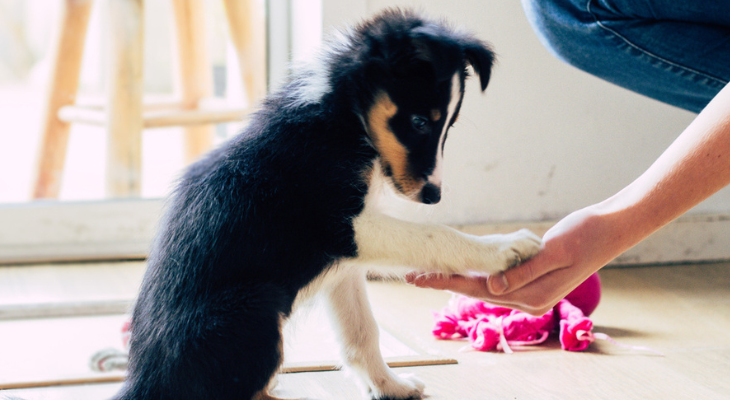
[115,9,540,400]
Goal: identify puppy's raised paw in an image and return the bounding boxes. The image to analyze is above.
[498,228,542,270]
[472,229,542,274]
[369,372,425,400]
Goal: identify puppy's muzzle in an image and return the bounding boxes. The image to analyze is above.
[419,183,441,204]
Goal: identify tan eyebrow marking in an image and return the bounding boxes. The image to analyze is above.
[367,91,421,196]
[431,109,442,121]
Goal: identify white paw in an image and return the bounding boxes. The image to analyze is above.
[368,372,425,400]
[497,228,542,270]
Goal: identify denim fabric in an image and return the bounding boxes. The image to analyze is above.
[522,0,730,112]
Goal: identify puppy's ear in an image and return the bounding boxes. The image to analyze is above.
[409,25,462,83]
[461,38,495,92]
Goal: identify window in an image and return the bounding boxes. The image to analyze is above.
[0,0,322,264]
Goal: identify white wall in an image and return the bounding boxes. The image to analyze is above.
[2,0,728,265]
[322,0,730,226]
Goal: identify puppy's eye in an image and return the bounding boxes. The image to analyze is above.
[411,115,429,132]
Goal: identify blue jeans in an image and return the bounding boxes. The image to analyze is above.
[522,0,730,113]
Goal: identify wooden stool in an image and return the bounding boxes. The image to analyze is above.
[32,0,266,199]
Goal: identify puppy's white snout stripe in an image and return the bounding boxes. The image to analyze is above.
[428,73,461,191]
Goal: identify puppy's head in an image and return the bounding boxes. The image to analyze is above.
[357,10,495,204]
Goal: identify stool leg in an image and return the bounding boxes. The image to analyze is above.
[32,0,94,199]
[106,0,144,197]
[171,0,214,164]
[222,0,267,106]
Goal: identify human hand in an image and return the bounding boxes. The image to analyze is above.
[406,206,619,315]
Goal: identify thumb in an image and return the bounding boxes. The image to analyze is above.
[488,246,563,295]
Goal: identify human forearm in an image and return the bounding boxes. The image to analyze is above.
[596,81,730,252]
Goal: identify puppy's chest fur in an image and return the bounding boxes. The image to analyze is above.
[291,161,397,304]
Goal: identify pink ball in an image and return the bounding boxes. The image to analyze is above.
[563,273,601,316]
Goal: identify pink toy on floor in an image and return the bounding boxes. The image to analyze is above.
[432,273,601,353]
[563,272,601,317]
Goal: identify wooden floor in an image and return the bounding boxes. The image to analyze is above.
[1,262,729,399]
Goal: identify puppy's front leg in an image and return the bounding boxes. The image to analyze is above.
[323,270,424,399]
[351,210,541,275]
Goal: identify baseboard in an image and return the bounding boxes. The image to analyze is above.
[1,200,729,266]
[454,213,730,266]
[0,199,162,265]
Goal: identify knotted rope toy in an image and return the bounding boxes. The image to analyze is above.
[431,273,660,354]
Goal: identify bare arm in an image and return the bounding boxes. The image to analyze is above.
[407,82,730,315]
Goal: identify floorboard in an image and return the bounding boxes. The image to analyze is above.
[1,262,729,399]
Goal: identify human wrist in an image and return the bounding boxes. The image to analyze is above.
[577,196,652,266]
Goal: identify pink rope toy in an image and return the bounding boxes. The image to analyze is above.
[431,273,657,354]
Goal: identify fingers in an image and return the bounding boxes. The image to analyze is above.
[496,269,583,316]
[403,232,575,313]
[405,272,490,299]
[404,249,556,299]
[488,237,570,295]
[487,255,539,295]
[405,271,560,315]
[486,272,509,293]
[405,269,573,316]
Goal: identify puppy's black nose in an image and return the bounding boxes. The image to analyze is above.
[420,183,441,204]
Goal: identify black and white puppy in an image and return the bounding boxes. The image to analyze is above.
[115,9,540,400]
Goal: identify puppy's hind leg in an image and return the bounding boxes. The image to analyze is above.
[322,269,425,400]
[119,283,288,400]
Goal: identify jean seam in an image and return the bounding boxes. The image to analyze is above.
[585,0,729,86]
